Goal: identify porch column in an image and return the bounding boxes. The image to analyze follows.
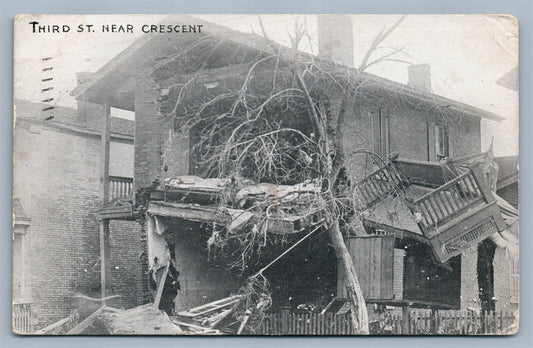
[460,246,481,310]
[134,84,160,191]
[100,105,111,304]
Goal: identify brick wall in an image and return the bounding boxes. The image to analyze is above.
[460,246,480,310]
[392,249,405,300]
[134,86,161,191]
[107,220,144,310]
[14,124,101,326]
[110,141,134,178]
[342,101,482,181]
[493,247,519,313]
[13,102,140,328]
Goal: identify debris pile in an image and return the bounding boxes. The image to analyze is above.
[66,305,183,335]
[98,304,183,335]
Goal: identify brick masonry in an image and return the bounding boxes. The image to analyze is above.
[461,246,480,310]
[134,85,162,191]
[13,100,141,328]
[342,101,481,181]
[493,247,519,313]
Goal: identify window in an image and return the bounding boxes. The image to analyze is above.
[372,108,390,159]
[434,124,449,161]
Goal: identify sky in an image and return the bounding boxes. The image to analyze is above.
[14,14,518,156]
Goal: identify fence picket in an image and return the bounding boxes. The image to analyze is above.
[256,309,516,335]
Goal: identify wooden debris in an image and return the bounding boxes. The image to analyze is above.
[169,319,220,334]
[34,311,80,335]
[95,304,182,335]
[66,306,105,335]
[153,262,170,309]
[172,294,245,333]
[176,294,244,319]
[236,310,251,335]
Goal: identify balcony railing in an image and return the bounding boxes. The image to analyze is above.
[414,169,484,230]
[354,162,407,210]
[13,302,31,334]
[108,176,133,202]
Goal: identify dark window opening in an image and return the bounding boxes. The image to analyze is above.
[478,239,496,313]
[372,108,390,160]
[434,124,449,162]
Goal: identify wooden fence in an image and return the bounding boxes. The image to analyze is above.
[256,310,517,335]
[385,310,517,335]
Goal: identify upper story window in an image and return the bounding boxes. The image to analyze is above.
[372,108,390,160]
[434,124,449,161]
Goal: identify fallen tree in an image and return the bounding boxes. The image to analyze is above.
[154,15,410,334]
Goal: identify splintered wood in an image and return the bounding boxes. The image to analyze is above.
[169,294,246,334]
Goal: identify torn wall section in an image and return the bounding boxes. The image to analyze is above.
[146,214,242,314]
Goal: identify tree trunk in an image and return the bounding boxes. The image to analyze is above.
[296,69,369,334]
[328,219,369,334]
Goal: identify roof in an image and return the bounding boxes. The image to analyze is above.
[15,98,79,125]
[14,99,134,137]
[72,15,504,122]
[496,66,519,92]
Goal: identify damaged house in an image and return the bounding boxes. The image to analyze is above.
[69,15,518,333]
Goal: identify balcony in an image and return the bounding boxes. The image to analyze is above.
[353,162,409,210]
[355,158,506,263]
[109,176,133,201]
[99,176,135,220]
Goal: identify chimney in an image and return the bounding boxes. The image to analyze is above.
[317,15,354,67]
[407,64,432,93]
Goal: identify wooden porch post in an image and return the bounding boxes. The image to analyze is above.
[100,105,111,304]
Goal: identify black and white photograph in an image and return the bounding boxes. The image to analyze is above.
[13,14,519,335]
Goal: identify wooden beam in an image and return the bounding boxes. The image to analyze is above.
[147,201,228,224]
[101,105,111,203]
[100,105,111,305]
[147,200,319,235]
[99,219,110,305]
[67,306,105,335]
[98,204,134,220]
[362,220,429,245]
[153,263,170,309]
